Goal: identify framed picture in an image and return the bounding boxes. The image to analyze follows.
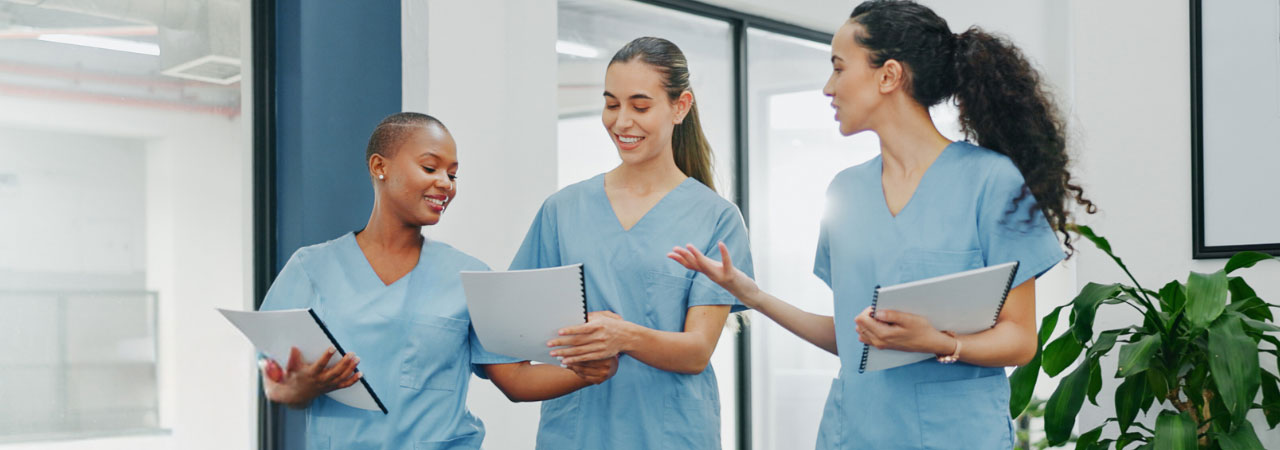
[1190,0,1280,259]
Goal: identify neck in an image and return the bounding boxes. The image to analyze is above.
[609,146,687,192]
[358,200,424,252]
[875,99,952,178]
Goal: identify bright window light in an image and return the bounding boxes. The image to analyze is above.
[37,34,160,56]
[555,40,599,58]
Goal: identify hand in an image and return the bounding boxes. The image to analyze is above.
[548,310,633,365]
[667,242,758,301]
[262,347,362,408]
[566,355,620,385]
[854,307,954,355]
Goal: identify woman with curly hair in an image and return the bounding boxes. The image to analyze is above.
[670,1,1095,448]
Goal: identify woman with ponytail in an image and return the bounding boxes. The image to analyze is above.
[670,1,1095,448]
[506,37,753,449]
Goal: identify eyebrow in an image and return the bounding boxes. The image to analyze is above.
[418,151,458,167]
[602,91,654,101]
[831,55,843,63]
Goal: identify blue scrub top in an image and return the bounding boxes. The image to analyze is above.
[511,174,754,450]
[260,232,518,450]
[813,142,1064,449]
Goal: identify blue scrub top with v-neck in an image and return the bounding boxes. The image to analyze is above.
[510,174,754,450]
[812,142,1064,449]
[259,232,519,450]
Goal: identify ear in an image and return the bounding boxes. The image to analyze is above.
[878,59,906,94]
[369,153,387,181]
[673,91,694,124]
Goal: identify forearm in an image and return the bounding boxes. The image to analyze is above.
[620,324,718,374]
[741,288,839,355]
[484,362,591,402]
[932,321,1037,367]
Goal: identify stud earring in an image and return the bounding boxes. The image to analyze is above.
[378,174,385,180]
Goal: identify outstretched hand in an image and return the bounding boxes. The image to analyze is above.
[261,346,362,408]
[668,242,758,301]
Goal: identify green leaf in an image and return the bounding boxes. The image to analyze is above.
[1224,251,1277,274]
[1044,331,1085,376]
[1145,359,1170,403]
[1158,281,1186,315]
[1114,375,1147,432]
[1073,283,1123,343]
[1046,358,1094,445]
[1009,351,1040,419]
[1186,270,1229,329]
[1216,419,1265,450]
[1209,316,1261,427]
[1088,359,1103,406]
[1075,424,1104,450]
[1088,329,1126,360]
[1152,411,1197,450]
[1260,371,1280,429]
[1228,276,1260,303]
[1116,431,1147,450]
[1041,305,1067,344]
[1117,334,1162,378]
[1241,317,1280,333]
[1227,297,1273,322]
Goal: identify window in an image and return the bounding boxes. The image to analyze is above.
[557,1,739,446]
[0,1,255,448]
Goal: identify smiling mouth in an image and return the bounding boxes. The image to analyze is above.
[617,135,643,144]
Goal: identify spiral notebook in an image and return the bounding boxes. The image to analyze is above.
[858,261,1019,373]
[461,264,587,366]
[218,308,388,413]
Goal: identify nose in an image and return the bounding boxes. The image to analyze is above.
[615,109,634,130]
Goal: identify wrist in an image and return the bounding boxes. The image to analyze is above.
[931,331,958,356]
[618,320,643,354]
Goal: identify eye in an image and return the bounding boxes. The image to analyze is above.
[448,173,458,181]
[634,106,649,113]
[605,104,620,110]
[422,166,436,173]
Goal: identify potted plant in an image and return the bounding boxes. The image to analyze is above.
[1009,226,1279,449]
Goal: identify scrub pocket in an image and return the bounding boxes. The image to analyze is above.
[915,373,1013,449]
[414,432,483,450]
[399,314,468,391]
[896,248,983,284]
[663,381,719,449]
[815,378,844,450]
[644,270,693,330]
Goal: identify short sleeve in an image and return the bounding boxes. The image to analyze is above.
[469,325,521,378]
[688,206,755,313]
[258,251,317,311]
[509,200,561,270]
[978,161,1065,289]
[813,222,832,288]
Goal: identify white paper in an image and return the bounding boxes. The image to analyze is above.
[461,264,586,366]
[860,262,1018,372]
[218,308,384,412]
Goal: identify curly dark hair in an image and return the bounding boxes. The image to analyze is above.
[849,0,1096,255]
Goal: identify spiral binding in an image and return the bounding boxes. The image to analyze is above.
[858,286,882,373]
[577,264,588,322]
[992,261,1021,326]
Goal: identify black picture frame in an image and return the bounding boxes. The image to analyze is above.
[1189,0,1280,259]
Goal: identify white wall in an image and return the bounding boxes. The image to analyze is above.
[1068,0,1280,444]
[408,1,560,449]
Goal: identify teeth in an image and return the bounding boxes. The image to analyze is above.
[619,136,641,144]
[426,197,445,206]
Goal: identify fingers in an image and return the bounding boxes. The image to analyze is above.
[286,347,306,373]
[263,358,284,383]
[335,370,363,390]
[557,322,600,337]
[547,334,592,349]
[562,350,615,365]
[668,248,698,270]
[551,343,606,359]
[321,353,359,384]
[717,242,733,275]
[309,347,338,374]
